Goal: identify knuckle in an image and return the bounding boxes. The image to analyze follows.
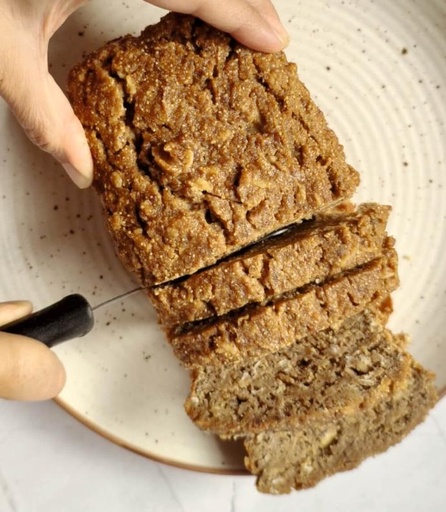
[21,115,57,155]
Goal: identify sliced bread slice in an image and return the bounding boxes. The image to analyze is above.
[243,357,437,494]
[185,306,407,436]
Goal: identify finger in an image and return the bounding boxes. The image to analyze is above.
[245,0,285,38]
[145,0,289,52]
[9,1,90,40]
[44,1,91,38]
[0,300,33,326]
[0,332,66,401]
[0,39,93,188]
[10,72,94,189]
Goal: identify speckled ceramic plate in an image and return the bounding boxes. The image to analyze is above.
[1,0,445,472]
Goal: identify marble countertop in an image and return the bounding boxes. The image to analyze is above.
[1,396,446,512]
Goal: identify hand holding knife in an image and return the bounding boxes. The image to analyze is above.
[0,288,142,348]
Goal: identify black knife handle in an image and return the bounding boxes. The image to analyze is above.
[0,294,94,348]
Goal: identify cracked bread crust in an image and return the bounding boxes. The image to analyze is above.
[243,358,437,494]
[185,309,410,436]
[168,243,399,367]
[67,13,359,285]
[150,203,390,328]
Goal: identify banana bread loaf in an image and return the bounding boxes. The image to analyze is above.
[67,13,359,285]
[67,14,436,496]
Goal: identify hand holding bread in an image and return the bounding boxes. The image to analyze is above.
[0,0,288,188]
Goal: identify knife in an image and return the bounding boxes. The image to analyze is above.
[0,287,143,348]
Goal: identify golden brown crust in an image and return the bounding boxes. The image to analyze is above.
[68,13,359,285]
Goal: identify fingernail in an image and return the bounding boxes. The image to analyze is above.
[0,300,31,307]
[0,300,33,325]
[0,300,32,313]
[264,15,290,49]
[62,162,92,189]
[271,24,290,48]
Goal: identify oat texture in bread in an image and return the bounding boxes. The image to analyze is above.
[169,244,399,367]
[68,13,359,285]
[243,357,437,494]
[185,308,410,436]
[150,203,390,328]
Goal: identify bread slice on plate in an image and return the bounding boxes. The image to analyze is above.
[185,307,404,435]
[150,202,391,329]
[186,307,437,494]
[68,13,359,286]
[243,355,437,494]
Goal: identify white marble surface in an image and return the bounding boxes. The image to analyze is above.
[1,396,446,511]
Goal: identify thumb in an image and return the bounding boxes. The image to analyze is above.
[0,332,66,401]
[0,301,66,401]
[25,74,94,189]
[1,40,93,188]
